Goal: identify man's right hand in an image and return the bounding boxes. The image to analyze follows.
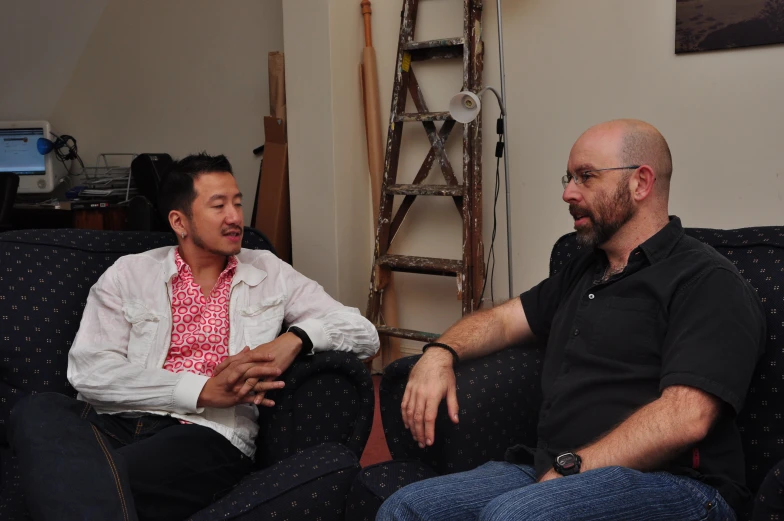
[197,348,284,408]
[401,348,460,449]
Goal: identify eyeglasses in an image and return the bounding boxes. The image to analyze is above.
[561,165,640,189]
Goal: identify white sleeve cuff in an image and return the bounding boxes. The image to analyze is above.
[173,372,210,413]
[290,318,331,352]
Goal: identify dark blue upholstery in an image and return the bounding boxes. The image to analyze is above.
[380,345,543,475]
[753,458,784,520]
[189,443,360,521]
[345,460,438,521]
[0,228,372,521]
[348,225,784,521]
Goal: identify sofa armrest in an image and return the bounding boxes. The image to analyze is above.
[379,344,544,475]
[752,458,784,520]
[255,351,374,467]
[189,442,359,521]
[345,459,439,521]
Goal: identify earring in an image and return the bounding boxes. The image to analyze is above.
[181,232,186,239]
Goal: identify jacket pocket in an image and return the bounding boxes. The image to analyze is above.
[123,302,161,365]
[240,294,286,320]
[240,294,285,348]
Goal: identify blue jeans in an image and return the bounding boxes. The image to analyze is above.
[376,461,736,521]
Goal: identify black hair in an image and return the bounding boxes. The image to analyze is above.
[158,152,234,223]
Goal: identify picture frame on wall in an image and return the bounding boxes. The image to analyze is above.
[676,0,784,53]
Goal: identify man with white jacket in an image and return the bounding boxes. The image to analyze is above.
[9,153,379,521]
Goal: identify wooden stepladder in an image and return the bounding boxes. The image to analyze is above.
[367,0,485,347]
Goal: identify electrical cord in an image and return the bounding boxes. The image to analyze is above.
[479,116,504,307]
[49,132,85,174]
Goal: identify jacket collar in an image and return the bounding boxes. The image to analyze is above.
[163,247,267,287]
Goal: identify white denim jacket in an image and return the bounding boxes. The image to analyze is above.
[67,246,380,457]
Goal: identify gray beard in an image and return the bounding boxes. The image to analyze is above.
[574,183,635,249]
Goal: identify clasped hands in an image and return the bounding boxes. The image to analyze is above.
[197,332,303,408]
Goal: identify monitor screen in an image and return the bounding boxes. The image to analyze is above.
[0,127,46,175]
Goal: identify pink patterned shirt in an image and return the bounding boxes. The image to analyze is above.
[164,249,237,377]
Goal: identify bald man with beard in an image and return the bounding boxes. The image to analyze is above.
[377,120,766,521]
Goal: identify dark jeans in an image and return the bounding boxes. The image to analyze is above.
[8,392,253,521]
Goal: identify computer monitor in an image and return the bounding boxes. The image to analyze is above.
[0,121,67,194]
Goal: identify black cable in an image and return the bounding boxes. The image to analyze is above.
[480,117,504,306]
[490,152,500,304]
[49,132,85,174]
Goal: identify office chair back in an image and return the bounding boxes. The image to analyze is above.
[0,173,20,230]
[130,153,173,232]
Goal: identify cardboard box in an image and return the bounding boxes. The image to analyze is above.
[252,117,291,263]
[269,52,286,122]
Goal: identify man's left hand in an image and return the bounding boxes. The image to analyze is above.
[214,333,303,405]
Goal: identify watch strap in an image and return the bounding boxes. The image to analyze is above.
[288,326,314,355]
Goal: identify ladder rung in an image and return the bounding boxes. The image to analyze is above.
[395,112,451,123]
[375,325,439,343]
[386,184,464,197]
[377,254,463,276]
[403,37,464,52]
[403,37,464,51]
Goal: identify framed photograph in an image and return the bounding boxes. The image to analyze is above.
[676,0,784,53]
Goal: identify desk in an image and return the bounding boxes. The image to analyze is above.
[12,203,128,231]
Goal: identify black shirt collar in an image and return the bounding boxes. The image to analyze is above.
[593,216,684,269]
[637,216,685,265]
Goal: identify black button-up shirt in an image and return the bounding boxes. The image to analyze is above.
[518,216,766,511]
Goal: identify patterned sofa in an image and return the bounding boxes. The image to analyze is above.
[346,226,784,521]
[0,228,374,521]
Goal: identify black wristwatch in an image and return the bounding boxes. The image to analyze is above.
[553,451,582,476]
[288,326,314,355]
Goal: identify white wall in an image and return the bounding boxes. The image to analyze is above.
[283,0,374,305]
[0,0,109,121]
[504,0,784,294]
[288,0,784,351]
[329,1,378,310]
[283,0,341,299]
[50,0,284,224]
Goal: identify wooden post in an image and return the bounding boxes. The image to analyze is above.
[361,0,402,368]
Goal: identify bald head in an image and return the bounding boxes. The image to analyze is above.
[580,119,673,195]
[619,120,672,192]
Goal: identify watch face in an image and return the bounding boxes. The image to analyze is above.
[556,453,576,469]
[554,452,581,476]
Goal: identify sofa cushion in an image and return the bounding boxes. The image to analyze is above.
[1,442,359,521]
[0,446,30,520]
[344,460,438,521]
[550,225,784,494]
[752,457,784,520]
[0,228,272,443]
[188,442,359,521]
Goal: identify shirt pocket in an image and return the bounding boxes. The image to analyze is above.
[240,293,286,348]
[123,302,161,365]
[590,296,663,364]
